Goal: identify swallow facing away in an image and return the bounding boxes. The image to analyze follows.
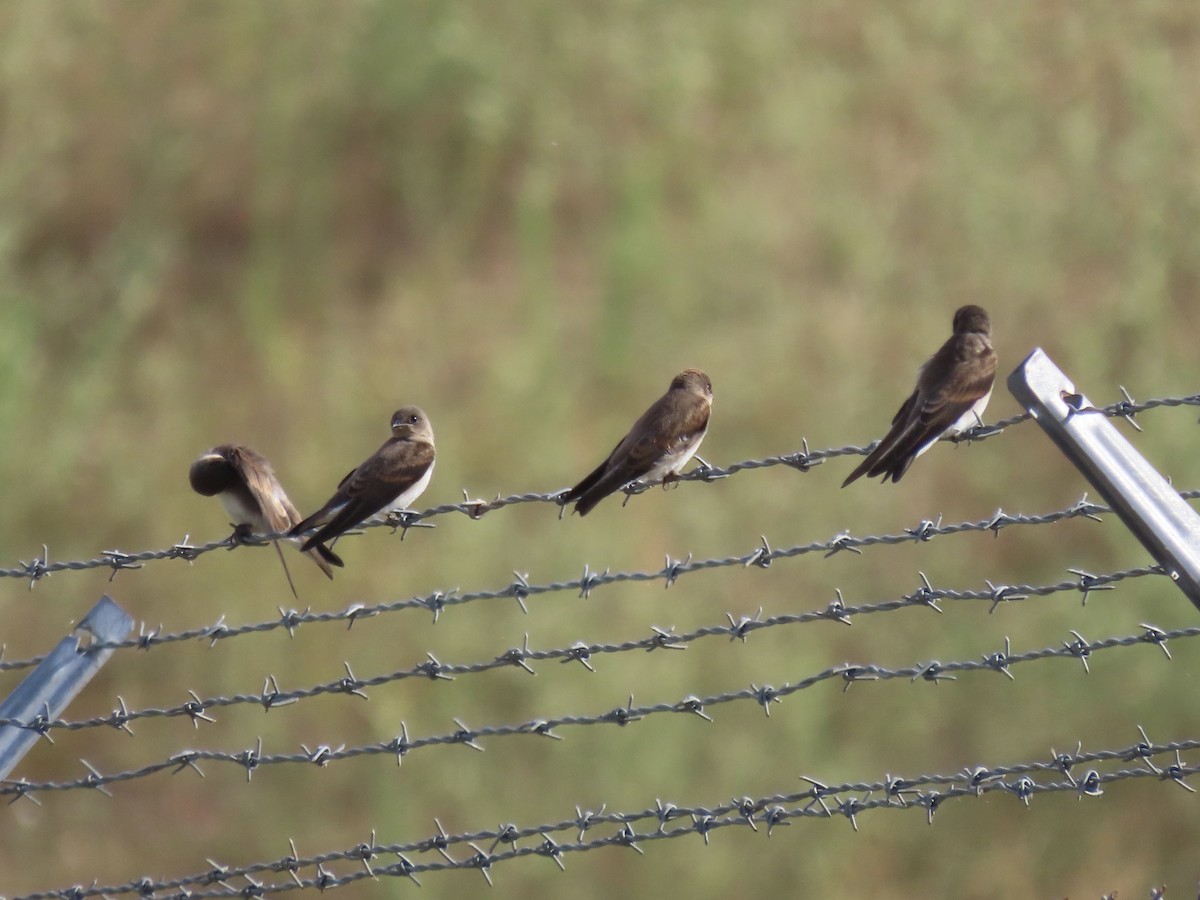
[842,305,996,487]
[562,368,713,516]
[288,406,436,552]
[189,444,343,598]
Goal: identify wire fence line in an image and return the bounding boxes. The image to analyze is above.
[3,617,1194,803]
[4,388,1199,899]
[0,465,1180,676]
[0,560,1169,736]
[1,480,1183,678]
[12,735,1197,899]
[1,388,1194,589]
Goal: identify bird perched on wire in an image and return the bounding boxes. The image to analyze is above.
[842,305,996,486]
[562,368,713,516]
[289,406,436,552]
[190,444,342,598]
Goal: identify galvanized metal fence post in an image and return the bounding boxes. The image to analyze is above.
[1008,348,1200,613]
[0,594,134,779]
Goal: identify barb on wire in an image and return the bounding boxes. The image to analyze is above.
[3,389,1196,587]
[13,735,1198,899]
[0,562,1166,736]
[4,622,1196,800]
[0,488,1177,675]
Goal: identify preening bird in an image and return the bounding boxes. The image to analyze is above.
[189,444,342,597]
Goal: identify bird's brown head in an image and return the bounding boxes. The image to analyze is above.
[952,305,990,336]
[189,446,238,497]
[390,406,434,443]
[671,368,713,400]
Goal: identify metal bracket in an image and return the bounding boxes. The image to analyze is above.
[0,595,134,779]
[1008,348,1200,612]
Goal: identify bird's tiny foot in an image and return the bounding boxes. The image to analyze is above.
[386,509,435,540]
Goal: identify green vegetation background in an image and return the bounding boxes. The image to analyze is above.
[2,2,1199,896]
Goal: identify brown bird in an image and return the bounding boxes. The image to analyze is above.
[842,305,996,486]
[190,444,342,597]
[562,368,713,516]
[289,406,436,552]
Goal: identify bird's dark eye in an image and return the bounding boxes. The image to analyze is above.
[410,415,419,423]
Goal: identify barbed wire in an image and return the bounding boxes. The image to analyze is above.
[3,388,1198,899]
[2,388,1193,588]
[3,618,1191,803]
[0,483,1176,676]
[12,732,1196,899]
[0,560,1166,735]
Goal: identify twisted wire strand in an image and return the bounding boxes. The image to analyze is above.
[2,388,1192,587]
[0,488,1174,675]
[0,562,1166,734]
[11,735,1197,899]
[2,621,1193,801]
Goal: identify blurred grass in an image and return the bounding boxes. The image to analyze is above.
[1,1,1199,896]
